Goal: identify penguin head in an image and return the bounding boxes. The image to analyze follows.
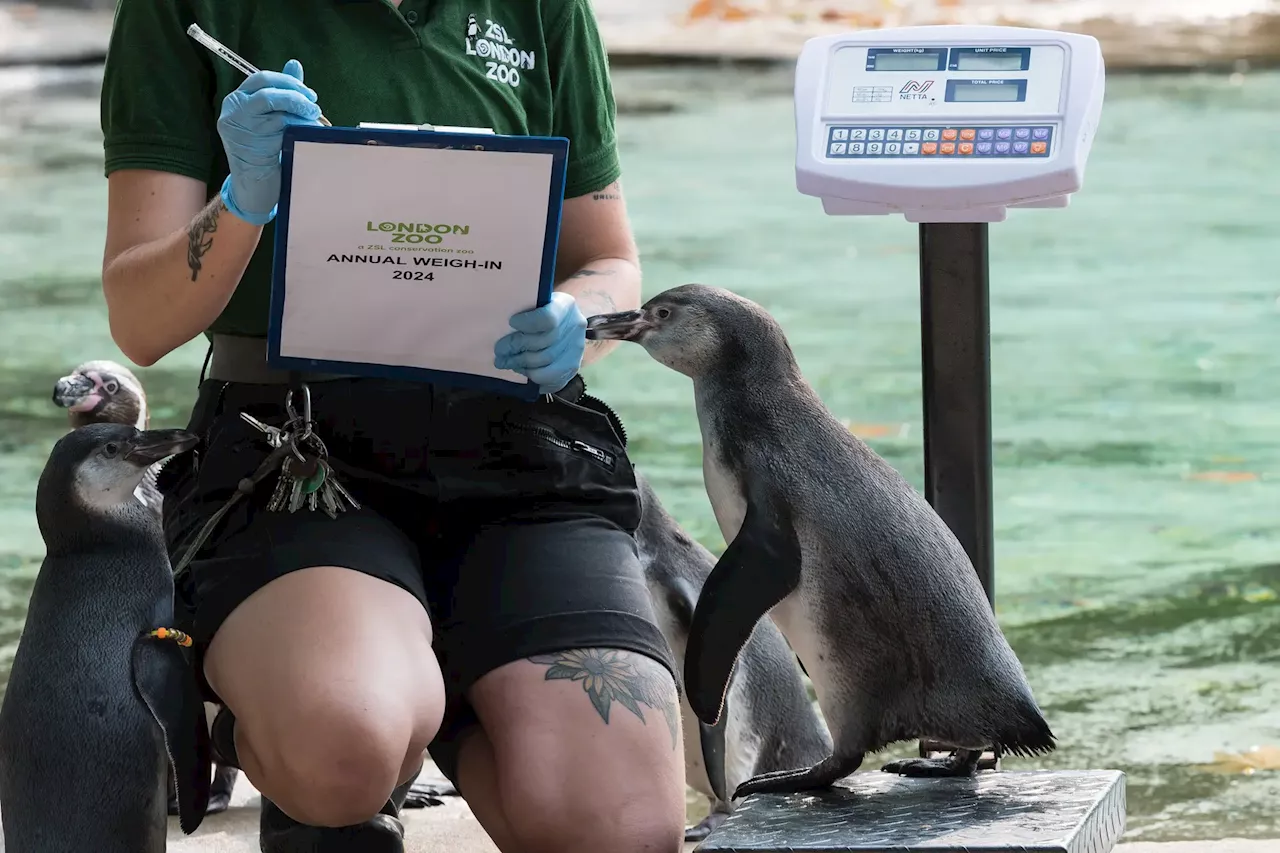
[52,360,148,431]
[37,423,198,520]
[585,283,786,378]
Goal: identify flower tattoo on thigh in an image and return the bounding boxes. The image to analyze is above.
[529,648,679,749]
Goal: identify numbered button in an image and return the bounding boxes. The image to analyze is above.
[905,128,921,141]
[830,142,847,155]
[887,129,903,141]
[869,129,885,140]
[978,128,995,140]
[867,142,883,154]
[850,128,867,140]
[832,128,849,141]
[1032,127,1050,140]
[886,142,901,154]
[850,142,865,154]
[923,128,940,141]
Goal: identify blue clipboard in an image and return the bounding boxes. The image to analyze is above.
[268,123,569,402]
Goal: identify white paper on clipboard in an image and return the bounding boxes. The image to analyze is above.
[276,140,554,383]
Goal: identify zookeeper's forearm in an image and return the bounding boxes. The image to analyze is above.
[556,258,642,365]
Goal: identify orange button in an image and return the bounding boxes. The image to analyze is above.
[941,129,958,141]
[921,142,937,154]
[958,142,974,155]
[959,129,976,140]
[1030,141,1047,154]
[940,142,956,155]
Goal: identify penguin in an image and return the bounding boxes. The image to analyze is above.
[52,360,162,512]
[585,284,1056,799]
[633,469,832,840]
[0,422,213,850]
[50,359,240,815]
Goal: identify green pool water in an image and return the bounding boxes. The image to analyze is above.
[0,62,1277,842]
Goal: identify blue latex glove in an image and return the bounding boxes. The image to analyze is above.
[494,291,587,395]
[216,59,323,226]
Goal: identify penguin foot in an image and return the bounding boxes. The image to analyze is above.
[733,753,864,799]
[400,780,457,809]
[881,749,982,778]
[684,809,730,842]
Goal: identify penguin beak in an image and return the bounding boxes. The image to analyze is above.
[123,429,199,465]
[53,374,99,412]
[584,309,649,341]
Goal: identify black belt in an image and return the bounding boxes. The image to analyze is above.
[204,334,353,384]
[201,332,588,403]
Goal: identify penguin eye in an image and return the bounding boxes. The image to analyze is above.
[102,442,119,458]
[103,380,119,395]
[655,307,672,320]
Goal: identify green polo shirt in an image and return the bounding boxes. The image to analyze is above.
[100,0,621,338]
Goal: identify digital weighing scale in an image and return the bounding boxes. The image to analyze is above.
[696,25,1124,853]
[790,24,1104,606]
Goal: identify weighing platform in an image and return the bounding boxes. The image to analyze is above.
[696,24,1123,853]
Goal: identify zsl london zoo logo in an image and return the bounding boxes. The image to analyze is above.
[465,13,534,89]
[366,220,472,245]
[900,79,934,100]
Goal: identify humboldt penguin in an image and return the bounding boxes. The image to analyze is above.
[634,470,831,839]
[50,359,240,815]
[0,423,212,849]
[585,284,1056,797]
[52,360,160,511]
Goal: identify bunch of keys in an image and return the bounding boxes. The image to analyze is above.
[239,384,361,519]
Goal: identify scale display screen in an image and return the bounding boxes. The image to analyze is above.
[865,48,947,71]
[945,79,1027,103]
[874,52,944,70]
[948,47,1032,72]
[956,53,1025,71]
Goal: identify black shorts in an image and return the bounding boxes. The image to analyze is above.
[157,374,676,784]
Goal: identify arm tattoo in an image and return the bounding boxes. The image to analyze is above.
[567,271,621,349]
[186,200,223,282]
[591,182,621,202]
[576,287,618,314]
[529,648,679,750]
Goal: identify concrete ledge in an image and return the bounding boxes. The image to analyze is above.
[150,765,1278,853]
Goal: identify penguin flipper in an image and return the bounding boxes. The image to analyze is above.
[699,716,729,804]
[685,489,802,727]
[132,632,212,835]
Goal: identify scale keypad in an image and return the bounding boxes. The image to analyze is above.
[827,125,1053,159]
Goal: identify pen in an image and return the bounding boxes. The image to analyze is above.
[186,24,333,127]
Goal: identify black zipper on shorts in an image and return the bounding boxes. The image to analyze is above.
[577,377,628,448]
[509,421,617,472]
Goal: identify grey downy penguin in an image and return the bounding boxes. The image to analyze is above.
[0,423,212,850]
[51,359,240,815]
[634,470,832,840]
[585,284,1056,798]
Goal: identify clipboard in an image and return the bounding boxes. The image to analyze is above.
[268,123,570,401]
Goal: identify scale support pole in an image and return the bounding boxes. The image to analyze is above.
[918,222,994,607]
